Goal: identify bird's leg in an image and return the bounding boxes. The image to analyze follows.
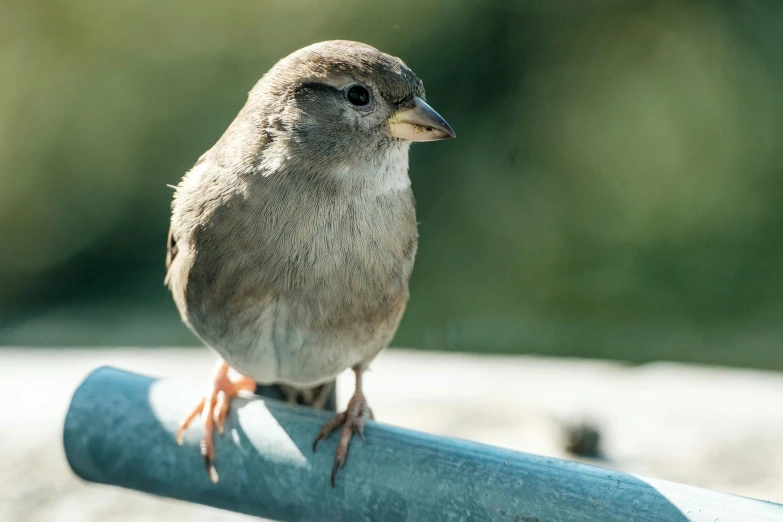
[310,381,336,411]
[176,359,255,483]
[312,366,374,487]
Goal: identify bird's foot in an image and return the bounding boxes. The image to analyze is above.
[175,360,255,483]
[312,387,374,487]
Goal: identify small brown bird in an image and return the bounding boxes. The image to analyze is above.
[166,40,454,486]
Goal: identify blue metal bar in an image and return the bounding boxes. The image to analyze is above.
[63,366,783,521]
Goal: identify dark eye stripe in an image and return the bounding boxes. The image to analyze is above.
[295,82,376,109]
[297,82,342,96]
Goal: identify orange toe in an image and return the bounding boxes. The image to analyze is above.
[176,361,255,483]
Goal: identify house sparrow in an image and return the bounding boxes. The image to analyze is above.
[166,40,454,486]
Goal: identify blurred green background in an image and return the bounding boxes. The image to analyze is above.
[2,0,783,369]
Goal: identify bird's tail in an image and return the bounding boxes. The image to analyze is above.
[254,380,337,412]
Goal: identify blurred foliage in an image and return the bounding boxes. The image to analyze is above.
[2,0,783,369]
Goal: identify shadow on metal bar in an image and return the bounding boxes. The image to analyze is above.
[63,366,783,522]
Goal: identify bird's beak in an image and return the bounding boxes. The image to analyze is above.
[387,97,455,142]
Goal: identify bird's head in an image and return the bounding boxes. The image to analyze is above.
[235,40,454,177]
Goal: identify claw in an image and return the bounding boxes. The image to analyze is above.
[312,381,372,487]
[312,411,347,452]
[208,463,219,484]
[176,361,255,484]
[331,455,344,487]
[202,438,220,484]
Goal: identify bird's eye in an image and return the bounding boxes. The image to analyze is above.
[346,85,370,107]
